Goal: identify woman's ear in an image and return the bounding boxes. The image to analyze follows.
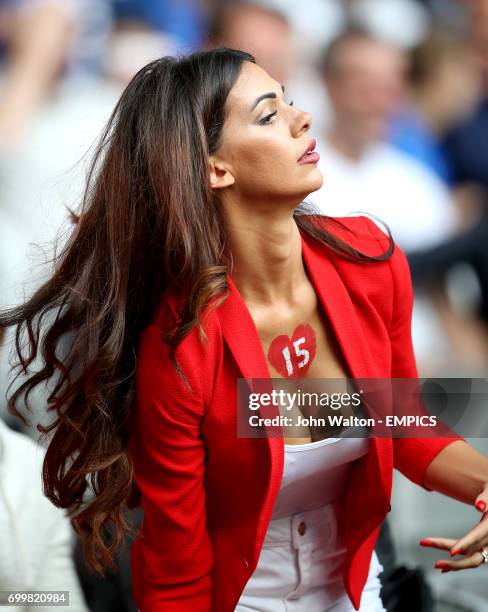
[209,156,235,189]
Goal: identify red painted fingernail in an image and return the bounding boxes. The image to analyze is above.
[450,548,462,557]
[419,539,433,547]
[435,562,448,569]
[476,500,486,512]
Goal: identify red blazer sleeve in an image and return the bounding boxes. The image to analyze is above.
[362,217,465,490]
[130,318,213,611]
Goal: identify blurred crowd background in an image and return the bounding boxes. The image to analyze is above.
[1,0,488,610]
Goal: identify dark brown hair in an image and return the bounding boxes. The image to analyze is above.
[0,47,392,574]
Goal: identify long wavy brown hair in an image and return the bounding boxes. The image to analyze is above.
[0,48,393,574]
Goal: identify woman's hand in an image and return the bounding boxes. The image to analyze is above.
[419,487,488,573]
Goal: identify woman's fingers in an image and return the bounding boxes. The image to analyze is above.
[474,484,488,513]
[419,487,488,572]
[419,537,456,551]
[434,550,487,573]
[446,513,488,557]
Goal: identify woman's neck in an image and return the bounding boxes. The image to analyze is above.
[225,212,308,308]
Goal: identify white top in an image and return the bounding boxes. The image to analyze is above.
[271,428,370,520]
[239,415,377,610]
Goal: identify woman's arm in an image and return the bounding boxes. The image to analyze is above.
[423,440,488,506]
[420,440,488,569]
[130,319,213,611]
[376,220,488,569]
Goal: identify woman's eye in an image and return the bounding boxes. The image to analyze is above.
[259,111,278,125]
[258,100,293,125]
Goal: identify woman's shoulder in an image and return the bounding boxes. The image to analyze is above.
[304,214,413,327]
[307,213,410,282]
[307,213,392,257]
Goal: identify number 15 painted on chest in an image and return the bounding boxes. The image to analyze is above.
[268,324,317,378]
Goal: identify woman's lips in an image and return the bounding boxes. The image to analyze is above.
[297,151,320,165]
[297,138,320,164]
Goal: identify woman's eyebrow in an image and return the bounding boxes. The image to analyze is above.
[251,84,286,111]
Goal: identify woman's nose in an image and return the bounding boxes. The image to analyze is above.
[293,109,312,137]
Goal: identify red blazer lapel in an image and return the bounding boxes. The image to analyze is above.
[216,275,285,551]
[300,231,393,478]
[216,274,272,380]
[301,234,380,379]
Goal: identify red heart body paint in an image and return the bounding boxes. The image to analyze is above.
[268,324,316,378]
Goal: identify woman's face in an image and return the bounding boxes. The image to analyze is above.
[209,61,323,206]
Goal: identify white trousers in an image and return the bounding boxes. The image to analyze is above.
[235,499,386,612]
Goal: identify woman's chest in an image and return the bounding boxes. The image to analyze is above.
[250,292,349,382]
[246,289,355,444]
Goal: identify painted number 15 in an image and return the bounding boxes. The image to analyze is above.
[282,337,310,376]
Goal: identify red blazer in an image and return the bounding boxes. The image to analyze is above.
[129,215,464,611]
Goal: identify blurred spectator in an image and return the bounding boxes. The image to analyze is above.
[312,29,457,252]
[0,418,88,610]
[106,0,208,86]
[443,101,488,191]
[0,2,121,423]
[441,0,488,192]
[407,0,488,324]
[0,0,79,150]
[388,28,481,183]
[103,19,180,86]
[309,29,488,372]
[415,0,471,33]
[466,0,488,60]
[206,0,293,84]
[405,0,488,353]
[111,0,207,53]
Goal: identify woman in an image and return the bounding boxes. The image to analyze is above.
[1,48,488,612]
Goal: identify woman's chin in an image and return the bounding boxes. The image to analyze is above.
[304,170,324,193]
[290,176,324,204]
